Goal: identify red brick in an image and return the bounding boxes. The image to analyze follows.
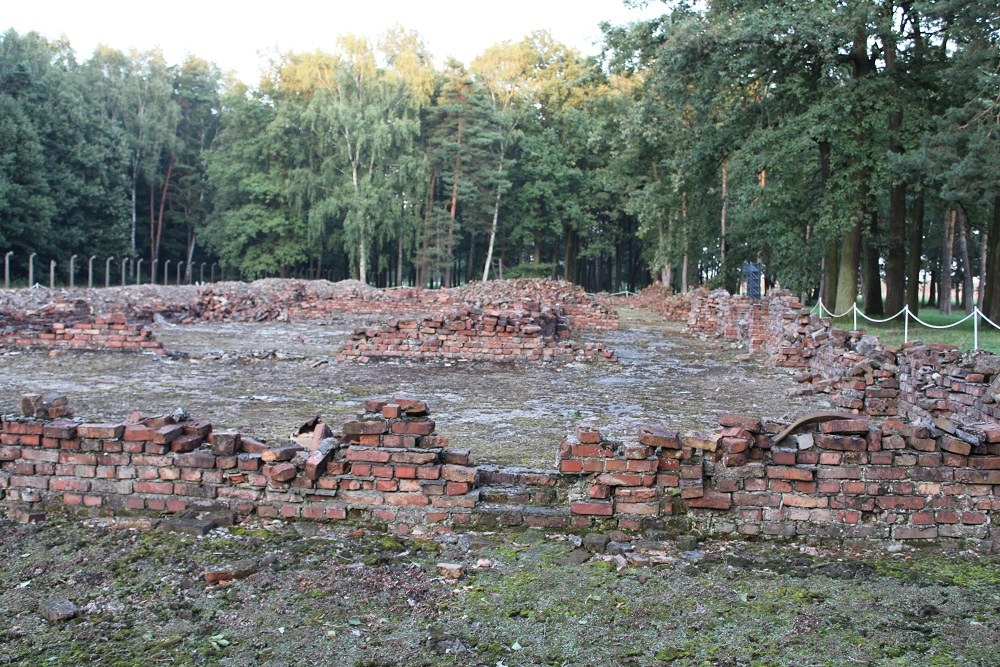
[344,419,389,435]
[685,491,732,510]
[576,427,602,444]
[134,481,172,494]
[939,437,972,456]
[819,418,870,434]
[385,493,429,507]
[390,420,435,436]
[962,511,987,525]
[77,424,125,439]
[346,447,391,463]
[570,500,613,516]
[718,414,761,431]
[441,464,478,483]
[210,431,240,456]
[767,466,813,481]
[175,451,216,468]
[264,462,297,482]
[639,426,680,449]
[782,494,828,508]
[560,459,583,474]
[876,496,926,510]
[42,420,77,439]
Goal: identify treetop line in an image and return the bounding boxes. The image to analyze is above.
[1,1,998,317]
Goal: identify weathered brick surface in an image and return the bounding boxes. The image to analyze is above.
[0,301,163,355]
[3,393,998,541]
[335,305,616,364]
[2,279,619,363]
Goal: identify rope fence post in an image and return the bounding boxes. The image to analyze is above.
[974,308,979,351]
[853,304,857,332]
[904,306,909,345]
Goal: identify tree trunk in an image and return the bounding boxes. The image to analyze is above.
[835,219,862,316]
[481,158,504,282]
[978,227,987,309]
[185,231,195,284]
[983,195,1000,321]
[939,209,955,315]
[396,230,403,287]
[818,140,838,309]
[840,28,875,317]
[681,190,689,293]
[153,158,174,265]
[130,176,138,261]
[884,110,907,316]
[906,189,924,313]
[956,207,974,314]
[863,209,884,316]
[720,156,728,270]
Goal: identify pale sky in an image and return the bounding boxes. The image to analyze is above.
[4,1,665,83]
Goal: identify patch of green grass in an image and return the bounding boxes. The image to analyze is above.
[873,553,1000,588]
[826,308,1000,354]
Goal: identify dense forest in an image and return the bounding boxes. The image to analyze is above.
[1,1,998,317]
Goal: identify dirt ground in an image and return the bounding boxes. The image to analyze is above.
[1,516,997,667]
[0,309,822,468]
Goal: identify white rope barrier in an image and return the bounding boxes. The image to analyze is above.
[811,299,1000,350]
[905,309,976,329]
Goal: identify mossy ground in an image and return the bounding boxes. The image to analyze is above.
[2,517,997,666]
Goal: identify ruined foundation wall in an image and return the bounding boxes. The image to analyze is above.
[0,279,616,360]
[337,305,616,364]
[0,301,163,355]
[679,289,1000,428]
[2,397,998,543]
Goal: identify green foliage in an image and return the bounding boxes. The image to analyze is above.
[1,9,997,295]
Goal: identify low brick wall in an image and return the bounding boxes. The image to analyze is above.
[0,279,616,361]
[625,284,692,321]
[0,301,163,355]
[556,415,999,540]
[670,289,1000,431]
[2,397,997,544]
[337,305,616,363]
[1,397,480,533]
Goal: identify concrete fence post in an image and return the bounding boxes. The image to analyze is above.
[105,256,114,288]
[120,258,127,287]
[210,263,217,282]
[4,251,12,289]
[163,260,170,285]
[28,252,36,287]
[49,260,56,289]
[136,259,144,285]
[88,255,96,288]
[177,261,184,285]
[200,262,205,284]
[151,260,158,286]
[69,255,77,289]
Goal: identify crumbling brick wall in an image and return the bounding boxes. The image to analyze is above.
[674,289,1000,430]
[0,301,163,355]
[3,396,997,543]
[336,304,616,363]
[556,415,999,540]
